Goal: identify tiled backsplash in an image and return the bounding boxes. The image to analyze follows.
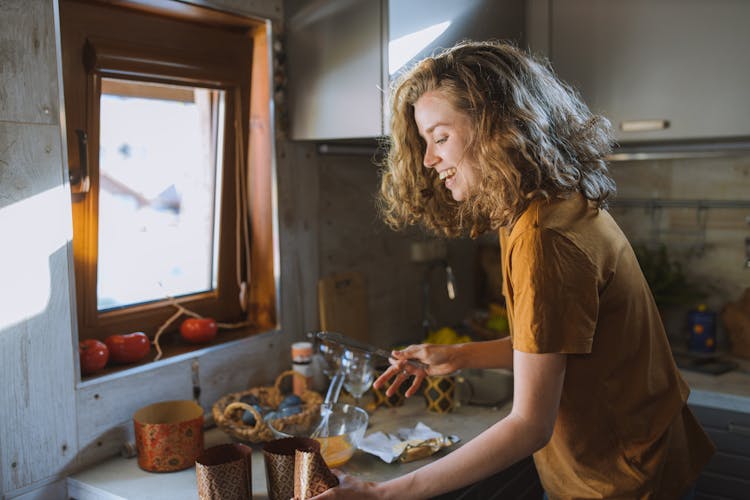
[609,155,750,348]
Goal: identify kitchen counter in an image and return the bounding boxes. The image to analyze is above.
[68,359,750,499]
[681,354,750,413]
[68,397,513,499]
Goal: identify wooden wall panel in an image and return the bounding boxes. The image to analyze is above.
[0,1,78,493]
[0,121,77,494]
[275,140,321,338]
[75,360,193,465]
[73,333,287,466]
[0,124,66,209]
[198,334,286,408]
[6,478,68,500]
[0,0,59,125]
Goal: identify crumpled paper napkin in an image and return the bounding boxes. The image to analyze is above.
[359,422,459,463]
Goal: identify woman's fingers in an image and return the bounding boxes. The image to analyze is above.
[372,344,435,398]
[405,371,426,397]
[385,367,412,397]
[373,365,400,389]
[391,344,424,361]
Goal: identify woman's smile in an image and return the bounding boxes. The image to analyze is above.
[438,167,457,182]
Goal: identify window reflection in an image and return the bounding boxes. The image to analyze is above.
[388,21,451,75]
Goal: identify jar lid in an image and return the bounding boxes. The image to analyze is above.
[291,341,313,360]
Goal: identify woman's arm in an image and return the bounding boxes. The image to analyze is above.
[318,349,566,499]
[458,336,514,370]
[375,337,514,397]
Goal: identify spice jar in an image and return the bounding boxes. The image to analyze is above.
[291,342,313,396]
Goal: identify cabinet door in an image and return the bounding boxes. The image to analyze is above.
[550,0,750,143]
[690,404,750,499]
[386,0,524,135]
[286,0,385,140]
[286,0,524,141]
[388,0,524,78]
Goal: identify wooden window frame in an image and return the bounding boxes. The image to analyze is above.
[61,0,277,358]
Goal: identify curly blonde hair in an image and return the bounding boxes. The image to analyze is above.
[378,40,616,238]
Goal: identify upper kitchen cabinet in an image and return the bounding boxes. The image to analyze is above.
[285,0,524,140]
[543,0,750,144]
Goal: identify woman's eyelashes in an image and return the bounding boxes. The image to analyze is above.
[435,136,448,144]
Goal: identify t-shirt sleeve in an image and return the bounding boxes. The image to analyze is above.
[506,228,598,354]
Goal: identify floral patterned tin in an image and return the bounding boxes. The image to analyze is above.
[134,400,204,472]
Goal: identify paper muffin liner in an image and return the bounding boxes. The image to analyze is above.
[294,447,339,499]
[263,437,320,500]
[195,443,252,500]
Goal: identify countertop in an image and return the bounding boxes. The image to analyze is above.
[68,397,512,499]
[68,360,750,499]
[681,354,750,413]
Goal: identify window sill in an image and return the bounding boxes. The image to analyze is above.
[77,323,280,388]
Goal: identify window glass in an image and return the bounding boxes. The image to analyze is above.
[97,78,225,311]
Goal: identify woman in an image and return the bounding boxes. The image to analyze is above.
[314,41,714,500]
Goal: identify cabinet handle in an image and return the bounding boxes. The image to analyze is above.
[619,119,670,132]
[727,422,750,437]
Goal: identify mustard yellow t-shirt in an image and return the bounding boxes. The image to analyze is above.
[500,193,714,500]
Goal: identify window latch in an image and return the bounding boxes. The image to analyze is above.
[69,129,90,194]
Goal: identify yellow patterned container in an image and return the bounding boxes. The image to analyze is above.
[423,376,456,413]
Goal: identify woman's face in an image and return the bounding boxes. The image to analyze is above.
[414,90,479,202]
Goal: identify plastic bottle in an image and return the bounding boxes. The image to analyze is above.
[291,342,313,395]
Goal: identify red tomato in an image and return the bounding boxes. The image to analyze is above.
[179,317,218,344]
[79,339,109,375]
[105,332,151,364]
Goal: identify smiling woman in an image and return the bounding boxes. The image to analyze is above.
[59,0,278,369]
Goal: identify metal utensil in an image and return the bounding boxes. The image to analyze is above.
[309,331,428,370]
[311,369,345,439]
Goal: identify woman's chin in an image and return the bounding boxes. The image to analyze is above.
[449,189,465,202]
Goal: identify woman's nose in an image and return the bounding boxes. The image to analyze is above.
[423,146,439,169]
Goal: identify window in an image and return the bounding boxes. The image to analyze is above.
[61,0,277,369]
[97,79,226,311]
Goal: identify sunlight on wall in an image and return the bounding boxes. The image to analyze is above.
[389,21,451,75]
[0,185,72,331]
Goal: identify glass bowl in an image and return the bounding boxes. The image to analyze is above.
[267,403,368,468]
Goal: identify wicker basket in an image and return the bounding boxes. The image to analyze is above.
[213,370,323,443]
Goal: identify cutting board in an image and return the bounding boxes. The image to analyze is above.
[318,271,369,344]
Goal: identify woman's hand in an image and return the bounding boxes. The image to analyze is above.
[309,470,382,499]
[373,343,464,397]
